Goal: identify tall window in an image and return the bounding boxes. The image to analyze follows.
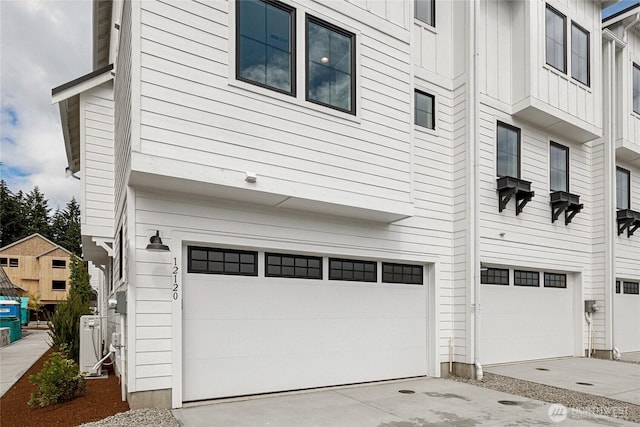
[415,0,435,27]
[550,143,569,192]
[634,64,640,114]
[571,22,589,86]
[497,122,520,178]
[616,167,630,210]
[237,0,295,94]
[306,16,355,114]
[545,5,566,73]
[415,90,435,129]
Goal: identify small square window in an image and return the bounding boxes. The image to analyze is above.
[514,270,539,287]
[9,258,18,267]
[306,15,355,114]
[415,90,435,130]
[415,0,435,27]
[52,259,66,269]
[52,280,66,291]
[0,258,7,267]
[481,267,509,285]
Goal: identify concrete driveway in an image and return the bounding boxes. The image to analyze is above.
[485,357,640,405]
[173,378,636,426]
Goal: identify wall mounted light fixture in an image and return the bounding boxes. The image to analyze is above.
[146,230,170,252]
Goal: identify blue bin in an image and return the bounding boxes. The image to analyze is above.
[0,301,20,320]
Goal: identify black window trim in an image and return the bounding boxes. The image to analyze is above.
[623,281,639,295]
[265,252,323,279]
[328,257,377,282]
[514,270,540,287]
[414,0,435,28]
[496,121,522,179]
[188,246,258,276]
[550,141,570,193]
[9,258,18,267]
[305,14,356,115]
[52,259,67,269]
[52,280,66,291]
[634,63,640,115]
[616,280,621,294]
[381,262,424,285]
[0,257,6,266]
[616,166,631,210]
[415,89,436,130]
[544,272,567,289]
[570,20,590,87]
[481,267,510,286]
[235,0,296,96]
[545,4,567,74]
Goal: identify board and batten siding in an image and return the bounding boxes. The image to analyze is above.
[135,0,412,214]
[80,83,114,237]
[114,0,133,216]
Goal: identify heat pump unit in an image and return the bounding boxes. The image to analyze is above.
[79,315,102,376]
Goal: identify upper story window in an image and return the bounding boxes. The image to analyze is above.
[52,259,66,269]
[550,142,569,192]
[545,5,566,73]
[571,22,589,86]
[0,258,6,267]
[497,122,520,178]
[237,0,295,95]
[616,167,630,210]
[415,90,435,129]
[9,258,18,267]
[634,64,640,115]
[306,16,355,114]
[52,280,66,291]
[415,0,435,27]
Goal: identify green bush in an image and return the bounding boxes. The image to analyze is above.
[28,345,87,407]
[47,255,92,363]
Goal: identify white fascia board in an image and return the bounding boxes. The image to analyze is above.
[51,71,113,105]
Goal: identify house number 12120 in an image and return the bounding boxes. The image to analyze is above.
[172,257,179,300]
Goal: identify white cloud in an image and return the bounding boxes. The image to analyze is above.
[0,0,92,210]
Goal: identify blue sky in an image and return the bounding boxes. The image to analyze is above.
[604,1,640,18]
[0,0,91,210]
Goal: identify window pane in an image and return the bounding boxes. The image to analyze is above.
[546,6,565,72]
[265,252,322,279]
[571,24,589,86]
[238,0,293,94]
[307,18,354,113]
[497,123,519,178]
[550,144,568,192]
[189,247,257,276]
[634,65,640,114]
[415,0,434,26]
[616,168,630,210]
[415,91,435,129]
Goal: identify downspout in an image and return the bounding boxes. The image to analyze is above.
[623,14,640,43]
[471,0,482,381]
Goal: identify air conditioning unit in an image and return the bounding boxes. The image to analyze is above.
[79,315,102,376]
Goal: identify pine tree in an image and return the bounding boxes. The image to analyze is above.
[53,198,82,256]
[0,180,26,246]
[24,187,51,239]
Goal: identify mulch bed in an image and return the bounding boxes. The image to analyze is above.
[0,348,130,427]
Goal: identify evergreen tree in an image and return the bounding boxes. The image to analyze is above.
[24,187,51,239]
[0,180,22,246]
[53,198,82,256]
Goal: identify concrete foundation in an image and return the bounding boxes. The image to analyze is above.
[440,362,478,379]
[590,349,614,360]
[127,388,172,409]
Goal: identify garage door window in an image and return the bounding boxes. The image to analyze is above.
[481,267,509,285]
[514,270,539,287]
[265,253,322,279]
[623,281,639,295]
[382,262,423,285]
[329,258,376,282]
[544,272,566,289]
[616,281,621,294]
[188,247,258,276]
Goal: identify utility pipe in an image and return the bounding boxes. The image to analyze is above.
[449,337,454,374]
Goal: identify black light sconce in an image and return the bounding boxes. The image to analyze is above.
[146,230,170,252]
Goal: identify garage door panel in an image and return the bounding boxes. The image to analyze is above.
[183,272,427,401]
[481,283,574,365]
[614,294,640,353]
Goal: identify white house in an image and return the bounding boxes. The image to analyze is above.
[52,0,639,409]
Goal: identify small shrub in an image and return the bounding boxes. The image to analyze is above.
[28,345,86,408]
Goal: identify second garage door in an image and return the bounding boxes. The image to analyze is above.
[182,247,428,402]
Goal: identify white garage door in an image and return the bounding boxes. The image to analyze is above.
[183,247,428,402]
[481,270,575,365]
[614,281,640,353]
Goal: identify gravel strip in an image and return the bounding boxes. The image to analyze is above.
[451,372,640,424]
[77,408,180,427]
